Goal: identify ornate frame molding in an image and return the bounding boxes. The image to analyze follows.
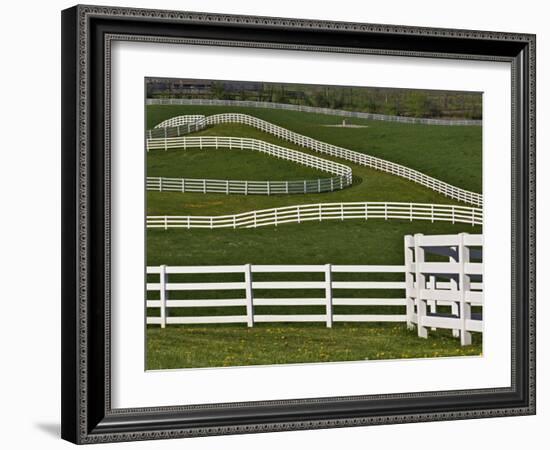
[61,5,536,444]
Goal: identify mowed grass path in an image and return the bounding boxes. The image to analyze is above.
[147,105,482,193]
[148,146,326,180]
[147,323,482,370]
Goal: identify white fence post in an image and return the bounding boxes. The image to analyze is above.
[448,248,461,338]
[414,234,428,338]
[159,264,167,328]
[244,264,254,327]
[428,275,437,331]
[459,233,472,345]
[325,264,333,328]
[404,235,415,330]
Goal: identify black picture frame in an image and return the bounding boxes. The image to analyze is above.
[61,4,536,444]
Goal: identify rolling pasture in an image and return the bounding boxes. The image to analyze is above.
[145,104,483,369]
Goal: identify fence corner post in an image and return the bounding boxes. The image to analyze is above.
[325,263,333,328]
[159,264,167,329]
[458,233,472,345]
[404,235,415,330]
[244,264,254,327]
[413,233,428,338]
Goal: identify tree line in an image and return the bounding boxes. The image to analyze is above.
[147,79,482,120]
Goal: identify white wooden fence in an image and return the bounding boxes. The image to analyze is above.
[146,135,353,189]
[146,264,407,328]
[146,233,483,346]
[147,202,483,229]
[148,116,207,138]
[147,176,346,195]
[148,114,482,206]
[146,98,482,126]
[404,233,483,345]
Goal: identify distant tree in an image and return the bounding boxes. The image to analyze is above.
[238,89,249,101]
[405,91,430,117]
[364,95,378,113]
[211,82,226,100]
[272,86,288,103]
[312,90,329,107]
[383,101,397,115]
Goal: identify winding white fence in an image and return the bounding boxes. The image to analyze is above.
[146,233,483,346]
[148,114,482,206]
[405,233,483,345]
[148,116,206,138]
[147,176,346,195]
[146,135,353,191]
[147,202,482,229]
[146,98,482,126]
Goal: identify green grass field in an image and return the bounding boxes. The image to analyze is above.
[147,105,482,192]
[145,104,483,369]
[148,146,325,181]
[147,122,475,215]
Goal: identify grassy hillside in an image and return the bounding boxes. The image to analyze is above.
[147,123,476,215]
[145,106,483,370]
[147,105,482,192]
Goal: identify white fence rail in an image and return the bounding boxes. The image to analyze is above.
[146,98,482,126]
[147,202,483,229]
[405,233,483,345]
[149,114,482,206]
[148,116,207,138]
[146,135,353,190]
[147,233,483,346]
[147,176,346,195]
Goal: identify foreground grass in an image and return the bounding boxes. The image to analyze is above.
[146,213,482,371]
[147,105,482,192]
[146,322,482,370]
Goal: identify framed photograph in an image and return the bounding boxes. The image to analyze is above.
[61,4,536,444]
